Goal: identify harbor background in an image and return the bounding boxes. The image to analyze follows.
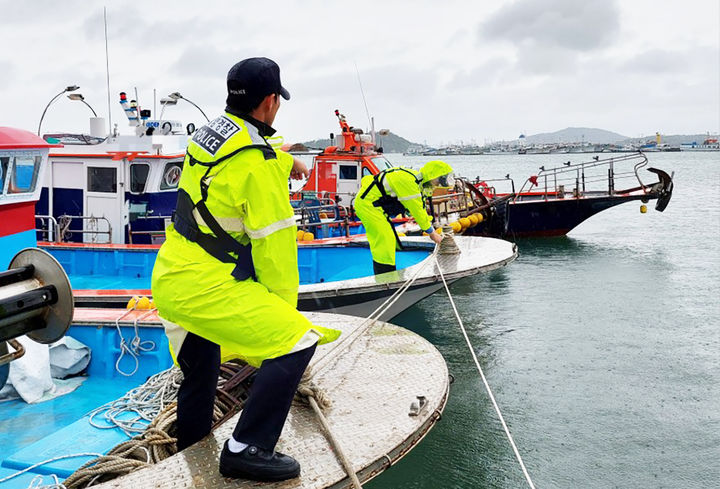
[361,151,720,488]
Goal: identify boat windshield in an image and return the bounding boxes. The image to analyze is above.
[0,154,41,194]
[371,156,393,170]
[43,133,106,145]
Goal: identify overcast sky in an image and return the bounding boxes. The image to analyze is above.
[1,0,718,145]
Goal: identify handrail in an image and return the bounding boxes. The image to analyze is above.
[35,214,60,242]
[516,152,650,200]
[57,215,113,243]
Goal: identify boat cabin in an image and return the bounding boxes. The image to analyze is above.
[0,127,55,267]
[36,95,189,245]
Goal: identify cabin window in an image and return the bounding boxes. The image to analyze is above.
[130,163,150,193]
[160,162,182,190]
[9,155,41,194]
[362,166,373,178]
[371,156,393,170]
[338,165,358,180]
[87,167,117,193]
[0,157,9,194]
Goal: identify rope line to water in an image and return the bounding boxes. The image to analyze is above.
[433,252,537,489]
[304,244,441,486]
[312,245,440,375]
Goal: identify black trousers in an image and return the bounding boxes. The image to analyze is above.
[176,332,316,451]
[373,260,397,275]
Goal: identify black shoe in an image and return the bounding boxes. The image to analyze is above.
[219,442,301,482]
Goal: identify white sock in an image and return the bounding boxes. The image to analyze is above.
[227,437,248,453]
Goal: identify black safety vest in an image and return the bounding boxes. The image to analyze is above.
[359,168,424,217]
[172,141,275,281]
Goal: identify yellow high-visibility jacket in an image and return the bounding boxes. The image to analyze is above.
[151,112,340,367]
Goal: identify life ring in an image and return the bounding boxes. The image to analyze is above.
[163,164,182,188]
[478,180,493,198]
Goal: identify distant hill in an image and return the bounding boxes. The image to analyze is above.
[522,127,628,145]
[302,131,416,153]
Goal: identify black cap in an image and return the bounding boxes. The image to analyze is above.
[226,57,290,112]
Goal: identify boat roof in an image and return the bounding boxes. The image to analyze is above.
[84,311,449,488]
[0,127,61,150]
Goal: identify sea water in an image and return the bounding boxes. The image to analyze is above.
[367,152,720,488]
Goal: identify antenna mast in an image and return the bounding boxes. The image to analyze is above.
[103,7,112,135]
[354,62,372,134]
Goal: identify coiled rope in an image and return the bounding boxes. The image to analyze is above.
[62,362,254,487]
[113,308,157,377]
[87,367,182,436]
[433,242,537,489]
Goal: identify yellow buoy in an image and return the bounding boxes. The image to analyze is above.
[450,221,462,233]
[459,217,471,229]
[468,214,479,226]
[476,213,484,223]
[126,296,140,309]
[436,227,443,234]
[297,230,305,240]
[640,204,647,214]
[136,296,152,310]
[302,232,315,241]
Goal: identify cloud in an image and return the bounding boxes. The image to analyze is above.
[619,48,691,74]
[480,0,620,51]
[0,61,13,88]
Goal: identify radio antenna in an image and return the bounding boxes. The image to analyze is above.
[354,61,372,131]
[103,7,112,135]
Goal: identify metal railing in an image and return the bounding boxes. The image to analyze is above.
[55,215,113,243]
[516,152,650,201]
[293,197,357,238]
[127,215,171,244]
[35,215,60,242]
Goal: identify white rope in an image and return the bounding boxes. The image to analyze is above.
[114,307,157,377]
[0,453,102,484]
[433,252,537,489]
[27,473,66,489]
[87,367,182,436]
[312,245,440,374]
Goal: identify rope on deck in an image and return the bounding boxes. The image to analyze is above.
[63,362,254,487]
[433,245,537,489]
[296,373,363,489]
[0,453,102,487]
[296,241,444,488]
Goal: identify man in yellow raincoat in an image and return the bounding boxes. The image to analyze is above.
[152,57,340,482]
[354,161,453,274]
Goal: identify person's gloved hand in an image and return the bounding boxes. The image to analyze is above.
[428,229,444,245]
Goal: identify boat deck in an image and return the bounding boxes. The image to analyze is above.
[97,312,449,488]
